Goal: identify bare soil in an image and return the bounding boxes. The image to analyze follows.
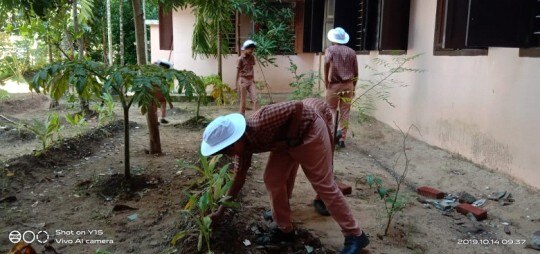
[1,94,539,254]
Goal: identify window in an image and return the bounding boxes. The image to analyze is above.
[519,0,540,57]
[434,0,540,56]
[433,0,487,56]
[227,13,239,54]
[303,0,325,52]
[158,5,173,50]
[303,0,411,53]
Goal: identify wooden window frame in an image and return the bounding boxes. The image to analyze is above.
[158,4,173,50]
[519,48,540,57]
[433,0,488,56]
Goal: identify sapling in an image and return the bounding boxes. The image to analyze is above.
[172,154,238,253]
[65,113,87,135]
[360,124,419,236]
[22,113,62,151]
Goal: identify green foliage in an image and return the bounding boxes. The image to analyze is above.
[363,174,407,235]
[287,57,320,100]
[352,54,423,123]
[173,154,237,253]
[21,113,62,151]
[171,0,235,59]
[91,92,116,126]
[204,75,237,106]
[65,113,88,135]
[0,88,9,101]
[31,60,105,101]
[233,0,295,66]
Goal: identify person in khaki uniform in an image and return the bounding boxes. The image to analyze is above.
[200,99,369,254]
[324,27,358,148]
[236,39,259,115]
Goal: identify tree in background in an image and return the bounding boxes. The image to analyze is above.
[159,0,235,80]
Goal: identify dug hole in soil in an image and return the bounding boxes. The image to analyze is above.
[1,94,539,254]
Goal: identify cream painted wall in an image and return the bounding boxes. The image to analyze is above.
[148,7,319,94]
[149,2,540,188]
[357,0,540,188]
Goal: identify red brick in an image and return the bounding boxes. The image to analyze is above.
[456,203,488,221]
[338,182,352,195]
[416,186,445,199]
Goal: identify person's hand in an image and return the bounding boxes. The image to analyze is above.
[169,102,174,109]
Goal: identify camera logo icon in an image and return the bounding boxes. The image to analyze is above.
[9,231,22,243]
[8,230,49,244]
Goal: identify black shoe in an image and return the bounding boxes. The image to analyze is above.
[268,228,295,244]
[160,118,169,124]
[338,140,346,148]
[262,210,273,221]
[256,228,295,246]
[313,199,330,216]
[341,232,369,254]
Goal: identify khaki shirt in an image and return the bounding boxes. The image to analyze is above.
[237,53,256,78]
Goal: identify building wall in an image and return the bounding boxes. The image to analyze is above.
[149,2,540,188]
[361,0,540,188]
[149,7,320,94]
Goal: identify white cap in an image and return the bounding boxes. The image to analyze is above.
[327,27,350,44]
[155,60,173,69]
[200,113,246,156]
[241,39,257,50]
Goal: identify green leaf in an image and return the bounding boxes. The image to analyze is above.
[170,231,188,245]
[220,201,240,208]
[366,175,374,188]
[377,188,388,199]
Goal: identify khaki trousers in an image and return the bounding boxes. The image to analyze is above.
[263,117,361,236]
[326,81,355,141]
[239,77,257,113]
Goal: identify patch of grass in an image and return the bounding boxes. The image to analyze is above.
[0,88,9,101]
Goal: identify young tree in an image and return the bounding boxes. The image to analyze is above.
[31,60,204,179]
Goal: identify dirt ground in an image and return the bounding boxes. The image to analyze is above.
[1,93,539,254]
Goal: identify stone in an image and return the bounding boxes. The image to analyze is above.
[458,192,477,204]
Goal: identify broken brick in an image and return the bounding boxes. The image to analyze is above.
[416,186,445,199]
[456,203,488,221]
[338,182,352,195]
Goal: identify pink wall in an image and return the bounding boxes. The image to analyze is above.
[148,7,319,93]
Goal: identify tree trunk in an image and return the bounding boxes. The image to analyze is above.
[217,21,222,80]
[147,103,162,154]
[73,0,91,114]
[102,16,108,63]
[107,0,113,66]
[119,0,125,66]
[123,105,131,179]
[132,0,161,154]
[142,0,148,63]
[131,0,146,65]
[48,40,60,109]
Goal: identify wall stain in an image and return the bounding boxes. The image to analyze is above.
[436,120,513,173]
